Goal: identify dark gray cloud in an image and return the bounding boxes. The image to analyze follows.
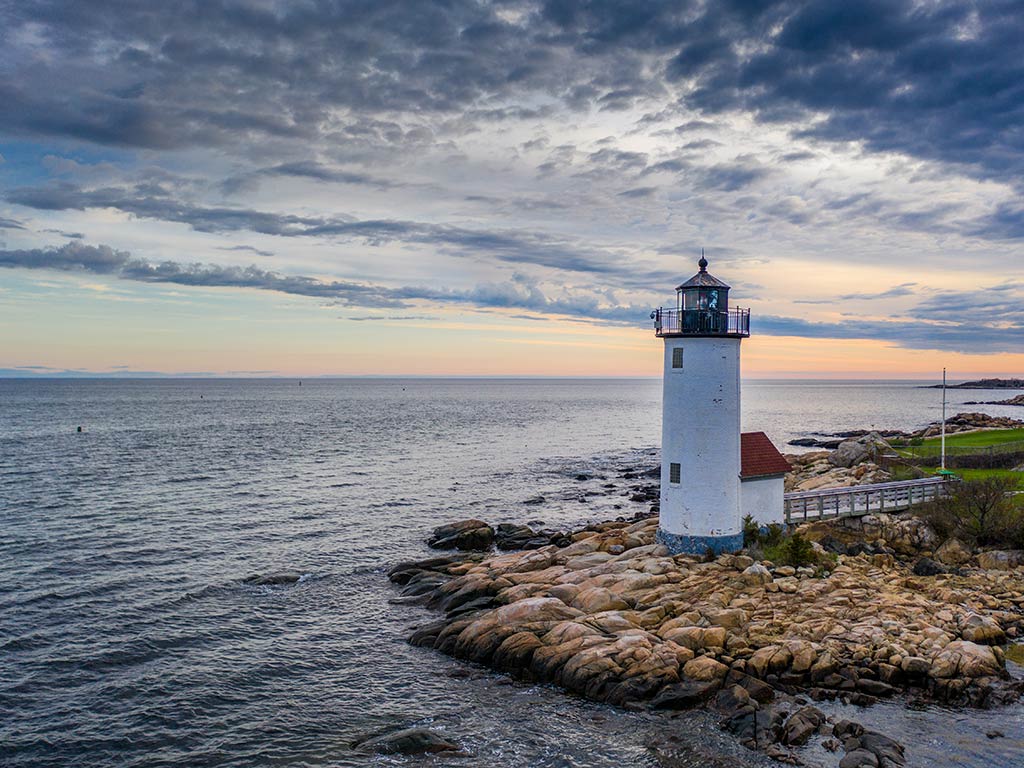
[0,241,653,323]
[618,186,658,198]
[216,245,274,257]
[756,310,1023,355]
[839,283,917,300]
[42,228,85,239]
[0,216,25,230]
[0,242,130,273]
[5,182,635,276]
[4,241,1019,353]
[2,0,1022,192]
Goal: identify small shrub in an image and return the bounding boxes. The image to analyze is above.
[763,523,786,547]
[742,514,760,546]
[764,532,818,568]
[918,477,1019,546]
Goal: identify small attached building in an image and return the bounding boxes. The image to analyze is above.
[740,431,791,526]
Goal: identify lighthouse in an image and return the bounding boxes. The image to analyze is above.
[651,255,751,555]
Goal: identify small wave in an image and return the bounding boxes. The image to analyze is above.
[240,571,313,587]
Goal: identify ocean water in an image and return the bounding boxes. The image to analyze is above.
[2,378,1023,768]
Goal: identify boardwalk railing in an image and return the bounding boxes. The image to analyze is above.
[783,476,952,524]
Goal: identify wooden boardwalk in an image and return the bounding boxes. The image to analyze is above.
[783,476,951,524]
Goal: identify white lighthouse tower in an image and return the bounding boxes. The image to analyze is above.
[651,255,751,554]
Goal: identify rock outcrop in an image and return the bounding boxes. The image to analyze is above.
[352,727,461,755]
[785,451,892,493]
[428,519,495,550]
[394,516,1023,721]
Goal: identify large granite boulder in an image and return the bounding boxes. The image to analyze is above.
[935,537,972,566]
[929,640,1003,679]
[977,550,1024,571]
[830,440,872,468]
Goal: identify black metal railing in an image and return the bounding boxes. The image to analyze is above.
[652,308,750,337]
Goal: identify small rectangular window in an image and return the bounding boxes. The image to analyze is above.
[671,348,684,369]
[669,463,681,484]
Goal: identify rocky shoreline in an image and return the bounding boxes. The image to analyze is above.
[389,509,1024,766]
[787,412,1024,449]
[965,394,1024,407]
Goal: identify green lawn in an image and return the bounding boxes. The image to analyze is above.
[918,427,1024,448]
[894,427,1024,457]
[948,468,1024,488]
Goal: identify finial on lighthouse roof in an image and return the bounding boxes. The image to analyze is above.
[698,248,708,272]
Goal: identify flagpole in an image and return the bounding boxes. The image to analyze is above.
[941,367,946,471]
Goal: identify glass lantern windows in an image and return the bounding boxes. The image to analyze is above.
[679,288,723,312]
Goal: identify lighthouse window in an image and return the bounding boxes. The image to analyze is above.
[669,463,681,484]
[671,348,684,369]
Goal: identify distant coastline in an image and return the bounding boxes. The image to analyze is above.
[924,378,1024,389]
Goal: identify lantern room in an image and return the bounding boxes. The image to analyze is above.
[677,254,729,314]
[652,255,750,337]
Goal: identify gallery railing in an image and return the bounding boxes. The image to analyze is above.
[653,308,750,337]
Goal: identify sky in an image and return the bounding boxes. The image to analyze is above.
[1,0,1022,378]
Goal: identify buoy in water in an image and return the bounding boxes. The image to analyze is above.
[77,426,82,433]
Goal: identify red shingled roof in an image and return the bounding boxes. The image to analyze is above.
[741,431,792,478]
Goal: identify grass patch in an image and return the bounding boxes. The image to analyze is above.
[953,468,1024,488]
[898,427,1024,455]
[1006,644,1024,666]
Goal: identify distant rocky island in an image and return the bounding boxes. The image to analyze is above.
[925,377,1024,389]
[964,394,1024,407]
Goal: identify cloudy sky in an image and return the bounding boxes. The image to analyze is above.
[1,0,1022,377]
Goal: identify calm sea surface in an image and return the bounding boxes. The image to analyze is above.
[2,378,1023,767]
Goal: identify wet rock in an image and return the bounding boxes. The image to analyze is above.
[651,679,721,709]
[912,557,947,577]
[857,731,906,767]
[780,706,822,747]
[242,571,307,585]
[724,670,775,703]
[429,519,495,551]
[352,727,460,755]
[856,679,896,697]
[839,748,879,768]
[494,523,538,550]
[712,684,752,716]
